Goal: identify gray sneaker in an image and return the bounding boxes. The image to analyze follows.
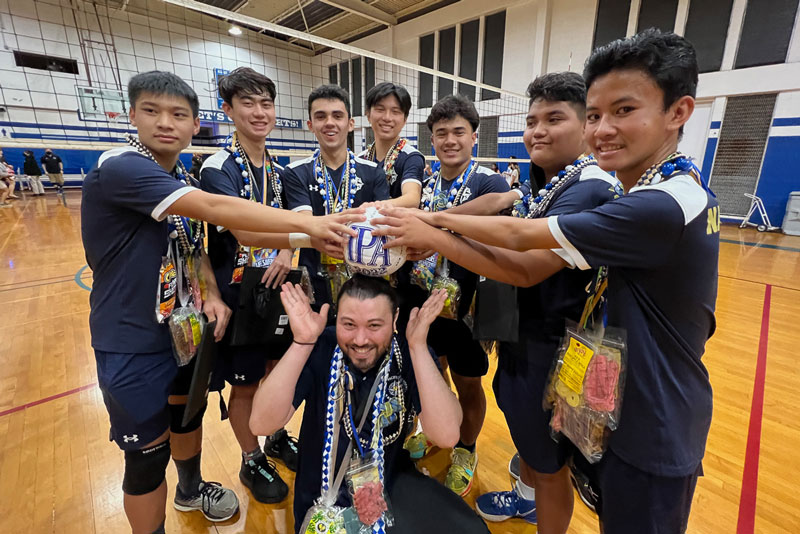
[508,452,520,482]
[174,481,240,522]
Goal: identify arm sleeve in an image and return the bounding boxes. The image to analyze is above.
[400,153,425,186]
[100,153,194,221]
[199,166,239,197]
[283,165,313,212]
[478,173,511,196]
[549,190,686,270]
[372,168,391,201]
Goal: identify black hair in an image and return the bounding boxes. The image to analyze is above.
[218,67,276,106]
[365,82,412,118]
[426,94,480,133]
[583,28,698,112]
[338,274,399,317]
[526,71,586,115]
[128,71,199,118]
[308,84,351,118]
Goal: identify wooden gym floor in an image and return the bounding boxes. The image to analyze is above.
[1,190,799,533]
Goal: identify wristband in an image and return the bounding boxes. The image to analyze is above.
[292,340,316,346]
[289,232,312,249]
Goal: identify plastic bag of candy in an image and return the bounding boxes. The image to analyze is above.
[344,455,394,533]
[156,255,177,323]
[544,322,627,463]
[410,252,438,292]
[230,245,250,284]
[168,305,207,366]
[432,260,461,320]
[300,504,346,534]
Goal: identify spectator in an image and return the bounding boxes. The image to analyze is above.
[41,148,64,193]
[0,160,14,207]
[502,155,520,187]
[189,152,204,179]
[23,150,45,196]
[491,163,500,173]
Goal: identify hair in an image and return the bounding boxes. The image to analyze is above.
[128,71,200,118]
[308,84,351,118]
[583,28,698,112]
[338,274,399,317]
[426,94,480,133]
[218,67,276,106]
[526,71,587,116]
[365,82,412,118]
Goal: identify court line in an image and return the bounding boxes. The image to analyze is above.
[0,383,97,419]
[720,238,800,253]
[75,264,92,291]
[736,284,771,534]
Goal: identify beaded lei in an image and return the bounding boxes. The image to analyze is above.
[320,338,402,534]
[512,154,597,219]
[228,132,283,208]
[364,138,406,184]
[636,151,704,189]
[125,134,203,255]
[314,148,358,214]
[421,160,477,212]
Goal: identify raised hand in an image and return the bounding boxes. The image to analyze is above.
[405,289,447,348]
[279,283,329,344]
[371,208,440,250]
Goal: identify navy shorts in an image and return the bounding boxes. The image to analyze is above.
[217,338,291,386]
[428,316,489,378]
[593,449,701,534]
[493,339,570,474]
[96,349,177,451]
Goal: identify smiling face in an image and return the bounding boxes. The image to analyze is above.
[523,98,586,177]
[366,94,407,144]
[308,98,354,153]
[129,92,199,162]
[584,68,693,188]
[223,92,275,142]
[431,116,477,175]
[336,293,397,373]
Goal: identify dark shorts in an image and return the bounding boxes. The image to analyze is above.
[593,449,701,534]
[217,338,291,386]
[96,349,177,451]
[96,349,206,450]
[428,317,488,378]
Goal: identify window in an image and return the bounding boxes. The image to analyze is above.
[593,0,631,50]
[365,57,376,93]
[351,58,362,116]
[683,0,734,73]
[458,19,479,101]
[339,61,350,95]
[437,27,456,100]
[481,11,505,100]
[417,123,432,156]
[13,51,79,74]
[477,116,498,159]
[735,0,799,69]
[636,0,678,32]
[328,64,338,84]
[419,34,435,108]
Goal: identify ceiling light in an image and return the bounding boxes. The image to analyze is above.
[228,26,242,36]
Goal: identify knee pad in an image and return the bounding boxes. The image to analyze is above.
[169,402,207,433]
[122,441,171,496]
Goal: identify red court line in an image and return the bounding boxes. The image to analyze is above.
[736,284,771,534]
[0,383,97,418]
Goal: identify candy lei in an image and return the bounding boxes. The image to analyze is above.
[365,138,406,183]
[314,148,358,214]
[125,134,203,255]
[637,151,701,187]
[421,160,477,212]
[320,340,399,534]
[512,155,597,219]
[230,132,283,209]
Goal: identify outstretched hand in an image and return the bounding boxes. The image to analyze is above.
[371,207,440,250]
[307,209,364,245]
[405,289,447,348]
[280,283,328,344]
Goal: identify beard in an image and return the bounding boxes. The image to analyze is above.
[341,337,393,372]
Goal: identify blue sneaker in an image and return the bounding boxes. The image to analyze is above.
[475,487,537,524]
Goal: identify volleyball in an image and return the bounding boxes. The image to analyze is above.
[345,207,407,276]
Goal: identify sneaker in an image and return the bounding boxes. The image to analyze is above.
[239,455,289,503]
[569,462,599,512]
[264,429,299,472]
[445,447,478,497]
[173,481,239,522]
[475,486,537,524]
[403,432,433,459]
[508,452,520,482]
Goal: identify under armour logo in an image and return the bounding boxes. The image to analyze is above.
[123,434,139,443]
[235,374,245,380]
[308,184,320,192]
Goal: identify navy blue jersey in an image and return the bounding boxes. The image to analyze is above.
[502,165,621,369]
[283,154,390,306]
[291,328,424,532]
[199,148,288,309]
[358,141,425,199]
[550,172,719,477]
[81,147,197,353]
[432,165,510,317]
